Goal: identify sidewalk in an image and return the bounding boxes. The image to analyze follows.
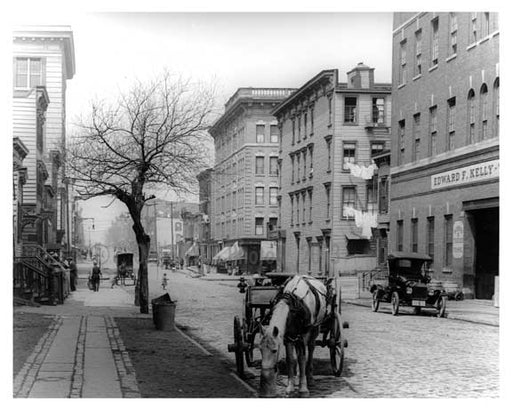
[343,295,499,327]
[13,275,254,398]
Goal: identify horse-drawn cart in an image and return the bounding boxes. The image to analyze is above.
[228,273,349,382]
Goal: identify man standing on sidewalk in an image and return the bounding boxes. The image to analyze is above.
[69,258,77,291]
[90,261,102,292]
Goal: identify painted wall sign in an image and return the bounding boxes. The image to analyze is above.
[431,159,499,190]
[453,220,464,259]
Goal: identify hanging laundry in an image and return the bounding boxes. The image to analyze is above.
[343,206,378,238]
[346,161,377,180]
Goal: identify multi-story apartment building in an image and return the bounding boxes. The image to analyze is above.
[273,64,392,276]
[210,88,295,274]
[390,12,499,299]
[13,26,75,255]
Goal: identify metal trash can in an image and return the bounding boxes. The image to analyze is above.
[151,293,176,331]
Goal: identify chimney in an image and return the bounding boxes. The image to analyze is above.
[347,62,375,89]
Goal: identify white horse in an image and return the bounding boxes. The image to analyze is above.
[259,275,327,398]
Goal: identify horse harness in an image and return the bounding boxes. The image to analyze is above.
[275,276,328,344]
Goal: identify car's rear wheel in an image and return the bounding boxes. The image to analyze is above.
[437,295,448,318]
[371,291,380,312]
[391,292,400,316]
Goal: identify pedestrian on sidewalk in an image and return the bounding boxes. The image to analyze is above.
[68,258,77,291]
[90,261,102,292]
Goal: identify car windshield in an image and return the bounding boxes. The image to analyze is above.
[391,259,427,281]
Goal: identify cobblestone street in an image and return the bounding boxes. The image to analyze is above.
[151,268,499,398]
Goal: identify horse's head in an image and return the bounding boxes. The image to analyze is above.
[258,325,282,398]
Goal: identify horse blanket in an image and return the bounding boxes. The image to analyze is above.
[281,275,327,329]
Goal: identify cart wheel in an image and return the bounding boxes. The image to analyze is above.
[329,312,345,377]
[243,318,255,367]
[391,292,400,316]
[233,316,245,377]
[371,291,380,312]
[437,296,447,318]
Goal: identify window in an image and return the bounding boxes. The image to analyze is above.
[328,96,333,124]
[304,112,308,138]
[270,125,279,143]
[379,177,389,214]
[415,30,422,76]
[400,40,407,84]
[325,184,331,219]
[471,13,478,44]
[449,13,458,55]
[255,187,264,205]
[444,215,453,268]
[480,84,489,140]
[296,193,300,224]
[310,106,314,132]
[302,150,307,179]
[343,142,356,170]
[483,12,490,37]
[291,155,295,182]
[397,220,404,252]
[308,146,313,176]
[411,219,418,252]
[296,153,301,183]
[297,113,302,139]
[269,187,278,205]
[269,217,278,231]
[372,98,385,124]
[292,119,296,145]
[15,57,42,88]
[447,98,456,150]
[468,89,476,144]
[344,97,357,123]
[366,183,377,214]
[255,156,264,174]
[302,192,306,223]
[307,238,312,272]
[256,124,265,143]
[431,18,439,66]
[493,78,500,137]
[429,106,438,156]
[398,120,405,165]
[290,196,294,225]
[413,114,421,161]
[269,156,278,176]
[427,217,435,260]
[308,190,313,222]
[342,187,356,219]
[326,139,332,171]
[371,142,385,156]
[255,217,264,235]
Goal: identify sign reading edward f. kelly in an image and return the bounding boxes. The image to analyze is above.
[431,160,499,190]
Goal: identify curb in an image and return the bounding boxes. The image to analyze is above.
[342,300,499,327]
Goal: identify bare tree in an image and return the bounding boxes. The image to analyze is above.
[67,72,216,313]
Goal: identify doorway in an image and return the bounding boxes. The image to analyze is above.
[471,207,499,299]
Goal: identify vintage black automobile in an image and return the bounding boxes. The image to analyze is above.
[369,252,448,317]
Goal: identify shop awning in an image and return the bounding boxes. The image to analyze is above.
[185,243,199,257]
[226,242,245,261]
[213,246,231,262]
[345,232,368,241]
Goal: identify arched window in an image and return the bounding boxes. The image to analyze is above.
[480,83,488,140]
[467,89,476,144]
[493,78,499,138]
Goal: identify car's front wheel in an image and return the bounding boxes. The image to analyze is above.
[371,291,380,312]
[391,291,400,316]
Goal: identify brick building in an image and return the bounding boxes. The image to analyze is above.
[273,65,391,276]
[390,12,499,299]
[209,88,295,274]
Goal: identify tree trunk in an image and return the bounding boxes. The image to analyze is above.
[136,233,150,314]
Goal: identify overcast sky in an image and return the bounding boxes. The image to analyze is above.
[56,11,393,243]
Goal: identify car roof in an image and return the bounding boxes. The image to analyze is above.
[387,251,432,261]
